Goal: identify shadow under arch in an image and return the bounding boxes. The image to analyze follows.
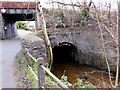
[52,42,78,64]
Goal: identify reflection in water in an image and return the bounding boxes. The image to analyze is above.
[52,42,119,88]
[52,61,115,88]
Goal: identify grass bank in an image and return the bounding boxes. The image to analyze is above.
[13,52,95,88]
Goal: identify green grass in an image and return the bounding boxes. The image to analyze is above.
[61,75,94,88]
[45,75,60,88]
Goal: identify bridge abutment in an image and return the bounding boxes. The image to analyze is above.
[2,16,16,40]
[0,13,4,40]
[4,21,16,39]
[0,13,17,40]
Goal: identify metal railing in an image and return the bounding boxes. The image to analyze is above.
[25,51,69,89]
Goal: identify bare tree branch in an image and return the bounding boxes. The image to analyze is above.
[49,1,82,7]
[91,0,116,87]
[115,1,120,87]
[104,25,117,41]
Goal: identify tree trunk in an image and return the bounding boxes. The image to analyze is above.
[36,0,53,69]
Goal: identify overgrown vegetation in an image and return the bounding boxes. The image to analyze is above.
[16,21,28,29]
[14,52,56,88]
[61,75,94,88]
[14,52,95,88]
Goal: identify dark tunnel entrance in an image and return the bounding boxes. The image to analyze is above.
[52,42,78,64]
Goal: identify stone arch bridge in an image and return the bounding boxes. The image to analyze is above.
[21,28,118,73]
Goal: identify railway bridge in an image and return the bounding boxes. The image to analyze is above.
[0,1,36,40]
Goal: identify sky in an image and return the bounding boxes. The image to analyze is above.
[0,0,118,10]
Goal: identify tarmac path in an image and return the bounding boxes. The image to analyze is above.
[0,29,32,88]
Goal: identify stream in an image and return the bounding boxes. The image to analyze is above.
[52,61,115,88]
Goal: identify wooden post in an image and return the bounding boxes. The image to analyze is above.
[24,52,30,65]
[37,58,45,88]
[115,1,120,87]
[24,49,30,65]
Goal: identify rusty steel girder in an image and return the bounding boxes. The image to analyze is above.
[0,1,35,9]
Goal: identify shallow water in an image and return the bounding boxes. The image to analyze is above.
[52,61,115,88]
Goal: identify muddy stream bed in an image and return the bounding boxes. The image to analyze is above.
[52,61,117,88]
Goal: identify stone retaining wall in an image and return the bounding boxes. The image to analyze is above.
[21,33,47,61]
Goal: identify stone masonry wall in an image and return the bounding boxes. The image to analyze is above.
[21,33,47,61]
[46,28,119,73]
[22,28,119,73]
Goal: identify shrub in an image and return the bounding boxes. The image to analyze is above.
[16,21,28,29]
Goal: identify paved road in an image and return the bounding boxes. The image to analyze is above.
[0,29,32,88]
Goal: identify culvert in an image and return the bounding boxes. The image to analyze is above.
[52,42,116,88]
[52,42,78,64]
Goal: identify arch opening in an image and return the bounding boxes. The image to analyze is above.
[52,42,78,64]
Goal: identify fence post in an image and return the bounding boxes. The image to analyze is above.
[37,58,45,88]
[24,49,30,65]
